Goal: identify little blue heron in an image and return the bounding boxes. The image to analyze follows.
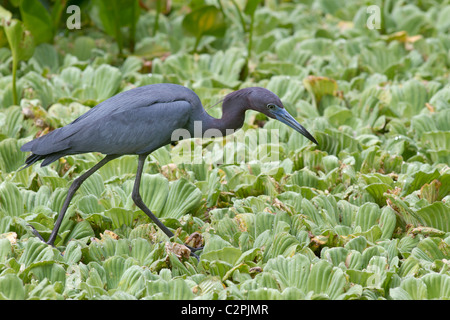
[21,83,317,256]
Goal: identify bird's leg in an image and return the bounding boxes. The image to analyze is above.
[132,154,201,260]
[31,154,119,246]
[132,155,175,238]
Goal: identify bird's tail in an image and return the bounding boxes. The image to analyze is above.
[20,152,63,170]
[20,130,69,170]
[20,153,45,170]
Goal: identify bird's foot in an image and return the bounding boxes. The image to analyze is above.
[28,224,55,247]
[186,244,203,253]
[190,251,200,261]
[185,244,203,262]
[29,224,203,260]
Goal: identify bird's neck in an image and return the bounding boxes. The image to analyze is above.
[200,100,246,137]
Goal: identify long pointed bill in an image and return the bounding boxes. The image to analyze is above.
[273,108,318,145]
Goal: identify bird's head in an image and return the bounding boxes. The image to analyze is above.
[246,87,318,145]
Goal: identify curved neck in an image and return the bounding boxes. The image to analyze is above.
[199,92,249,136]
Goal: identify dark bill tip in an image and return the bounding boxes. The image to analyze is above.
[273,109,318,145]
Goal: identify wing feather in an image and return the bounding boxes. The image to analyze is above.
[21,84,199,160]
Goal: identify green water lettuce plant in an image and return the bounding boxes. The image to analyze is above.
[1,12,35,106]
[19,0,55,45]
[182,4,227,52]
[90,0,140,55]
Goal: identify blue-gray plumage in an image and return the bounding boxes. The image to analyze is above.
[21,83,317,258]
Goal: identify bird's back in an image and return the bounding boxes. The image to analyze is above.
[70,83,201,125]
[21,83,202,166]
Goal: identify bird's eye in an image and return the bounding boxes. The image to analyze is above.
[267,104,277,110]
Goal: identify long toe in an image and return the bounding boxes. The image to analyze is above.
[28,224,57,247]
[186,244,203,253]
[190,251,200,261]
[28,224,45,242]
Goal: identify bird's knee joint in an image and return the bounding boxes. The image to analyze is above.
[69,177,83,192]
[131,191,142,204]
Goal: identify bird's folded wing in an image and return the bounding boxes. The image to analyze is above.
[64,100,193,155]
